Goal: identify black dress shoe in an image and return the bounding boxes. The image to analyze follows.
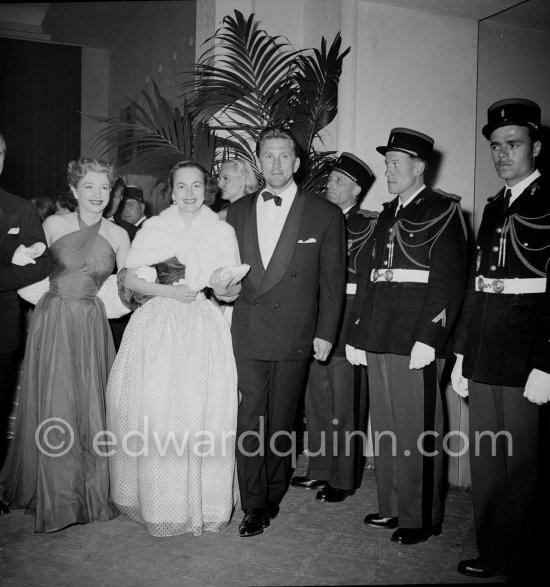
[364,512,398,529]
[391,525,441,544]
[238,509,270,537]
[315,485,354,503]
[457,559,505,578]
[290,476,327,489]
[0,500,9,515]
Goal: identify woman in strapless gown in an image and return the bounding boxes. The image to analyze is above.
[5,158,130,532]
[106,161,242,537]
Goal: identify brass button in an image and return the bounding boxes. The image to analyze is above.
[290,272,297,278]
[489,265,496,272]
[383,261,388,266]
[492,246,498,252]
[496,227,502,234]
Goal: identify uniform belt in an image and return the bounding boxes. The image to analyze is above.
[371,268,430,283]
[346,283,357,295]
[475,275,546,294]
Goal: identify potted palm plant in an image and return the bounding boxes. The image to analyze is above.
[91,10,349,199]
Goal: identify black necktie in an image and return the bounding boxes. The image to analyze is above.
[262,191,282,206]
[503,187,512,209]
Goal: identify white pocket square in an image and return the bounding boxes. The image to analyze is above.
[297,237,316,244]
[8,227,20,235]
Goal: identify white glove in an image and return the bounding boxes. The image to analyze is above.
[451,353,469,398]
[523,368,550,405]
[135,266,157,283]
[409,341,435,370]
[12,242,46,266]
[345,344,367,366]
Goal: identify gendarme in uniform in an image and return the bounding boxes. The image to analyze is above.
[453,98,550,580]
[348,128,468,544]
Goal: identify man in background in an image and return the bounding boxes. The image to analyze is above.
[0,132,51,515]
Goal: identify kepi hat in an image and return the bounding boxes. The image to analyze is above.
[482,98,541,139]
[376,127,434,162]
[332,152,374,191]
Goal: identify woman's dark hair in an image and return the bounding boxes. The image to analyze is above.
[168,160,217,206]
[30,196,56,222]
[67,158,115,188]
[55,190,78,212]
[110,176,126,197]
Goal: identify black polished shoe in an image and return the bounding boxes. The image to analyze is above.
[267,502,280,519]
[238,509,270,537]
[0,500,9,515]
[457,559,505,578]
[315,485,354,503]
[391,525,441,545]
[364,512,398,529]
[290,476,327,489]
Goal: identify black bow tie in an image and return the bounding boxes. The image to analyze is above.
[262,191,282,206]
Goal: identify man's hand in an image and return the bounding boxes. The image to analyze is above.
[523,369,550,405]
[345,344,367,366]
[313,338,332,362]
[451,353,469,398]
[409,341,435,370]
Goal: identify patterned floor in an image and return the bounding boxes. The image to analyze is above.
[0,455,506,586]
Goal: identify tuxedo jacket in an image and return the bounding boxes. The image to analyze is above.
[226,188,346,361]
[454,174,550,386]
[0,188,51,353]
[348,187,468,357]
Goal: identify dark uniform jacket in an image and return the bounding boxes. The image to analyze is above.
[0,188,51,353]
[226,188,346,361]
[332,204,377,357]
[454,174,550,386]
[348,187,468,357]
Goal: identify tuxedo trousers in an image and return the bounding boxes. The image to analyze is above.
[305,358,368,489]
[468,381,543,573]
[235,357,309,510]
[367,352,444,529]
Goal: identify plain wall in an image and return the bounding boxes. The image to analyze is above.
[349,1,478,215]
[475,20,550,230]
[81,47,110,158]
[110,1,196,115]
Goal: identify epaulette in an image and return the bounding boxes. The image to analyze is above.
[433,188,462,202]
[357,209,379,219]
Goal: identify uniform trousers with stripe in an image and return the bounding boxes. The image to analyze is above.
[367,352,445,529]
[305,358,368,490]
[468,380,544,573]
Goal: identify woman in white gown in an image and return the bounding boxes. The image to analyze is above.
[106,161,243,537]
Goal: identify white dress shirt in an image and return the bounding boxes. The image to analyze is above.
[256,181,297,268]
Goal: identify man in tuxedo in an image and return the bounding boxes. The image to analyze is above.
[452,99,550,580]
[0,132,51,515]
[347,128,468,544]
[226,126,346,537]
[291,152,377,502]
